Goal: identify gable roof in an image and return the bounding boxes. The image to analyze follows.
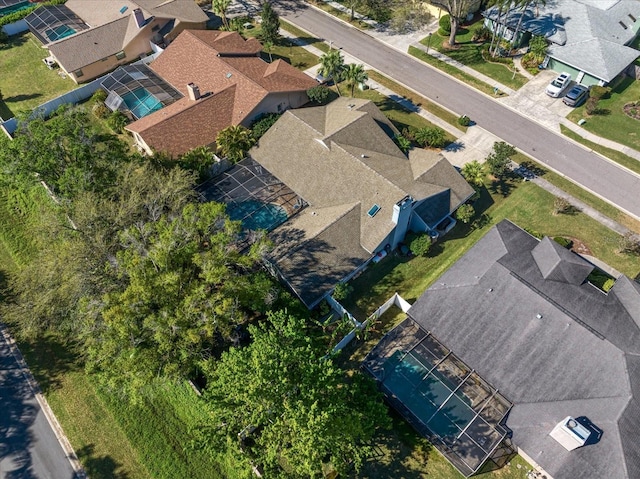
[483,0,640,82]
[125,30,317,157]
[251,97,473,307]
[405,220,640,479]
[37,0,208,73]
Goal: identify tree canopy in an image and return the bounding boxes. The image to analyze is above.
[198,311,390,477]
[260,1,280,45]
[318,49,345,96]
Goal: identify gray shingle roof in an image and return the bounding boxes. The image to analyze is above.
[251,98,472,307]
[484,0,640,82]
[404,220,640,479]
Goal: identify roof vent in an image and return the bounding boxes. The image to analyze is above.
[120,5,128,14]
[619,21,628,29]
[550,416,591,451]
[629,14,636,22]
[226,72,232,78]
[536,313,543,319]
[367,204,381,218]
[187,83,201,101]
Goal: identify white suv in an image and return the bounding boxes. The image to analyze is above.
[546,72,572,97]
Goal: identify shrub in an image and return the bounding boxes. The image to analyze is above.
[401,127,417,142]
[251,113,281,140]
[91,88,107,104]
[106,111,128,133]
[0,29,8,45]
[603,278,615,292]
[619,232,640,255]
[394,134,411,153]
[332,281,353,301]
[408,233,432,256]
[525,228,543,239]
[92,103,110,119]
[456,204,475,224]
[589,85,610,100]
[552,196,572,215]
[414,126,447,148]
[472,26,491,43]
[585,97,599,115]
[306,85,331,104]
[553,236,573,249]
[458,115,471,126]
[439,14,451,34]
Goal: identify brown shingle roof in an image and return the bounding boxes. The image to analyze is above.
[126,29,315,156]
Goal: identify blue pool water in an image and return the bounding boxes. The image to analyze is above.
[121,88,163,119]
[45,24,76,42]
[0,1,30,17]
[227,200,288,231]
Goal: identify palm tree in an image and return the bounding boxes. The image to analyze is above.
[487,0,511,56]
[461,160,486,187]
[343,63,368,97]
[212,0,231,30]
[216,125,255,163]
[318,49,345,96]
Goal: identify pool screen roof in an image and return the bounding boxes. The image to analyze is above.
[0,0,27,8]
[101,64,183,119]
[25,5,89,44]
[199,158,306,232]
[363,318,512,477]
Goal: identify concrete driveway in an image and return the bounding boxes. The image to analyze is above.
[498,70,576,131]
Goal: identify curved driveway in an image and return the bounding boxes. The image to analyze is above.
[278,2,640,220]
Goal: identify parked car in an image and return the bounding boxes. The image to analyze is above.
[562,84,589,107]
[314,72,333,85]
[546,72,572,97]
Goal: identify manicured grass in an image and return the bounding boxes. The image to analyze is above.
[409,46,507,97]
[366,70,465,131]
[513,152,640,234]
[343,178,640,319]
[242,23,319,70]
[0,32,74,119]
[560,124,640,175]
[352,86,457,144]
[566,77,640,151]
[422,25,527,90]
[281,19,330,53]
[312,1,373,29]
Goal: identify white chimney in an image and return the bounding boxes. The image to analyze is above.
[549,416,591,451]
[133,8,145,28]
[187,83,201,101]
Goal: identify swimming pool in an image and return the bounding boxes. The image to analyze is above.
[0,1,31,17]
[44,24,77,42]
[227,200,288,231]
[121,88,163,119]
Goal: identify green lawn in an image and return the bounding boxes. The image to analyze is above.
[351,86,457,144]
[0,32,75,119]
[420,24,528,91]
[343,177,640,319]
[367,70,465,131]
[409,46,508,97]
[566,77,640,151]
[281,19,330,53]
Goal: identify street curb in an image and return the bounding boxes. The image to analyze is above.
[0,323,87,479]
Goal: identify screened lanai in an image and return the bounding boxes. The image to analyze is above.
[363,318,512,477]
[25,5,88,44]
[100,64,183,120]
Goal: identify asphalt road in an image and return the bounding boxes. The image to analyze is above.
[277,2,640,220]
[0,331,76,479]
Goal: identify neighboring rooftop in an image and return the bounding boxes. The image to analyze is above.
[484,0,640,82]
[400,220,640,478]
[125,29,317,156]
[251,97,473,307]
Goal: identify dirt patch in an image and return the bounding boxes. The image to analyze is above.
[623,102,640,121]
[569,236,592,255]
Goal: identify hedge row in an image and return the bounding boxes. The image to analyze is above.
[0,0,67,28]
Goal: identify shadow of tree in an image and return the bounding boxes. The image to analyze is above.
[444,140,465,152]
[4,93,42,104]
[76,444,130,479]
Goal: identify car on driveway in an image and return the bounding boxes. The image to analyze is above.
[562,84,589,107]
[546,72,572,97]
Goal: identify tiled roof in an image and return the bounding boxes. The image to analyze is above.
[126,29,316,156]
[407,220,640,479]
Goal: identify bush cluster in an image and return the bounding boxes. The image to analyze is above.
[589,85,611,100]
[408,232,432,256]
[552,236,573,249]
[458,115,471,127]
[251,113,281,140]
[438,14,451,35]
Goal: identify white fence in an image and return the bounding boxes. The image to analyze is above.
[330,292,411,354]
[1,19,28,36]
[0,78,103,137]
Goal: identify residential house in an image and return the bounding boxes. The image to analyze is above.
[25,0,208,83]
[118,29,317,157]
[483,0,640,86]
[250,97,474,308]
[363,219,640,478]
